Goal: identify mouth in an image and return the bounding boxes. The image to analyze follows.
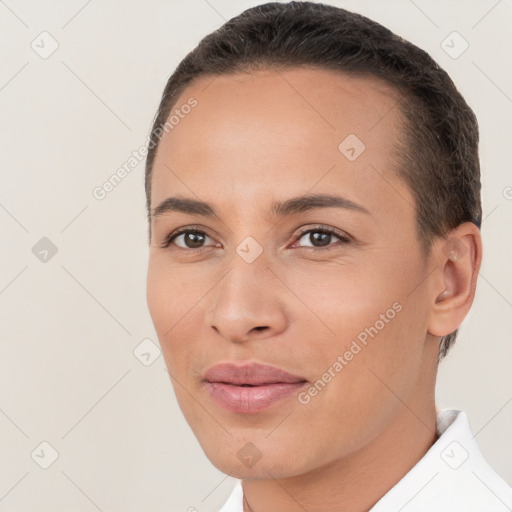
[203,362,308,414]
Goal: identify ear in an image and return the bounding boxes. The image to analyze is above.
[428,222,482,337]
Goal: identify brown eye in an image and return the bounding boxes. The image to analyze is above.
[300,231,332,247]
[294,227,350,249]
[162,230,213,249]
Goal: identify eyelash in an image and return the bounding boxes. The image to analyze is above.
[160,224,351,252]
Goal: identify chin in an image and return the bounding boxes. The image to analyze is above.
[196,432,318,480]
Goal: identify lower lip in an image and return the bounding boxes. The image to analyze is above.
[205,381,308,414]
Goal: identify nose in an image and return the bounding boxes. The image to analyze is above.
[206,257,288,344]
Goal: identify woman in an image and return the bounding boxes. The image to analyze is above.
[144,2,512,510]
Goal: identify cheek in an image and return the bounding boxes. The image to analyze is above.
[296,255,428,401]
[146,261,173,336]
[146,259,193,360]
[289,260,401,349]
[146,256,215,381]
[147,257,202,333]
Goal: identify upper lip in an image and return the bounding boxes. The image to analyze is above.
[203,362,307,386]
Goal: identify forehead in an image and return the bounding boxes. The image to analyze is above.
[166,67,400,148]
[151,67,409,218]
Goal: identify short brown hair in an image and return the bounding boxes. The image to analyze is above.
[144,1,482,359]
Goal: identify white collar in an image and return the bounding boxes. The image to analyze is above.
[218,409,512,511]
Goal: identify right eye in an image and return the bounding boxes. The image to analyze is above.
[161,229,216,250]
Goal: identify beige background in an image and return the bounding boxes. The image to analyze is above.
[0,0,511,510]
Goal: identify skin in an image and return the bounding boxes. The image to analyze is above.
[146,67,482,511]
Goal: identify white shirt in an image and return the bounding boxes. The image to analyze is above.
[219,409,512,511]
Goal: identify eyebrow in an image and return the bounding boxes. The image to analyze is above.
[151,193,370,219]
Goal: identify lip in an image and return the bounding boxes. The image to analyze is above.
[203,362,308,414]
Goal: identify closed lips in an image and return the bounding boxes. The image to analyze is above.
[203,362,308,385]
[203,362,309,414]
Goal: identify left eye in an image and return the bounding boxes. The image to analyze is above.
[294,227,350,249]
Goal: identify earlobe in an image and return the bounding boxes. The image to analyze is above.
[427,223,482,337]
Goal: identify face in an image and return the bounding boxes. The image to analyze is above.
[146,67,439,478]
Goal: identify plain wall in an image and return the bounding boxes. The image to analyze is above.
[0,0,510,510]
